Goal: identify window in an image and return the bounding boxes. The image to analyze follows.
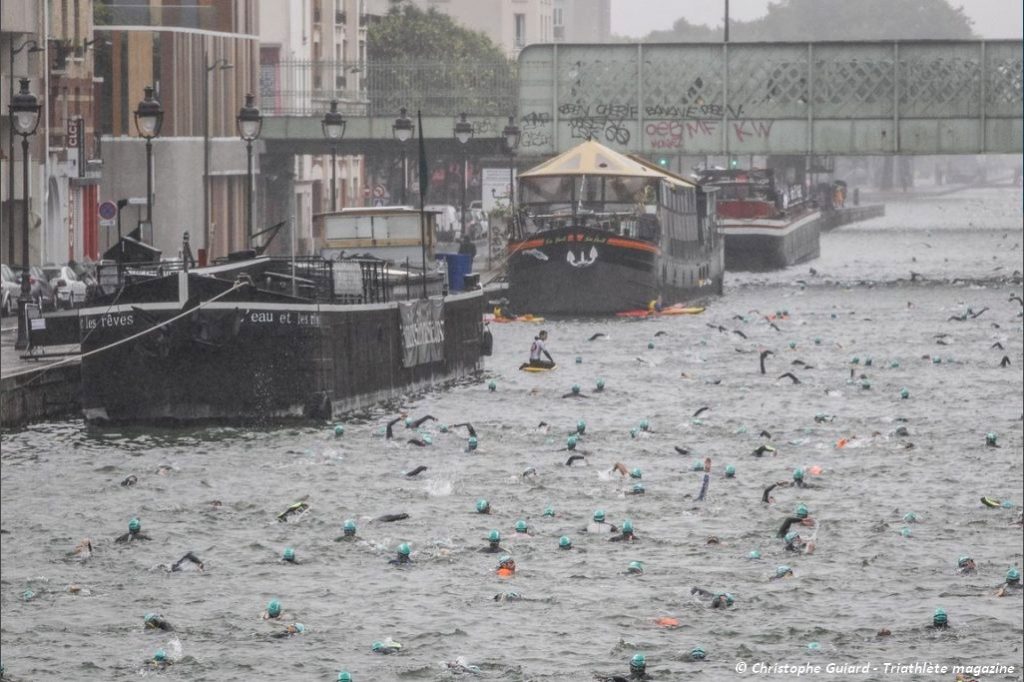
[514,14,526,48]
[553,7,563,26]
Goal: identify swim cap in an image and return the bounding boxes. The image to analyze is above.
[788,341,796,349]
[476,499,489,513]
[571,384,580,394]
[21,589,34,600]
[628,560,644,574]
[748,550,762,559]
[559,535,572,549]
[808,641,821,651]
[900,527,912,537]
[715,592,735,607]
[371,641,384,651]
[890,360,899,368]
[593,509,606,522]
[439,424,449,433]
[576,419,586,434]
[543,505,555,517]
[421,434,433,445]
[795,503,808,519]
[860,379,871,390]
[933,608,947,625]
[129,518,141,533]
[899,387,909,399]
[629,427,639,439]
[1007,567,1020,582]
[267,600,282,618]
[632,483,645,494]
[144,613,158,624]
[725,465,736,478]
[283,547,296,562]
[932,356,941,364]
[784,531,800,544]
[398,543,411,556]
[1001,500,1014,509]
[647,342,654,349]
[629,467,642,479]
[498,555,514,567]
[488,530,501,543]
[338,673,352,682]
[902,512,917,523]
[957,555,972,568]
[639,419,650,431]
[153,649,167,663]
[334,424,344,437]
[344,519,357,534]
[776,565,792,577]
[575,355,582,364]
[596,378,605,389]
[630,653,646,670]
[851,356,859,364]
[467,436,478,450]
[294,623,305,633]
[793,468,804,480]
[691,460,703,471]
[404,417,413,427]
[814,337,822,344]
[985,432,997,445]
[690,646,706,660]
[567,435,578,450]
[515,520,528,533]
[622,519,634,534]
[864,357,873,366]
[488,380,496,391]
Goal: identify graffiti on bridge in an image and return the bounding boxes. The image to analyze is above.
[645,119,774,149]
[644,103,745,119]
[519,111,552,149]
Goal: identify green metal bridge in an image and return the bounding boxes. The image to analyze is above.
[261,40,1022,156]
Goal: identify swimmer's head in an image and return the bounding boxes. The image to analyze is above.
[487,380,497,392]
[497,555,515,570]
[793,468,804,481]
[515,519,528,533]
[690,646,706,660]
[630,653,646,673]
[267,600,282,618]
[293,623,306,634]
[900,527,912,537]
[129,518,141,533]
[567,435,578,450]
[621,519,634,534]
[899,387,909,399]
[593,509,606,523]
[902,512,917,523]
[725,465,736,478]
[476,499,490,514]
[629,467,642,479]
[338,672,352,682]
[630,427,639,439]
[1007,567,1020,584]
[283,547,295,562]
[784,531,800,544]
[559,535,572,549]
[334,424,344,437]
[985,432,998,446]
[788,341,796,349]
[748,550,761,559]
[713,593,735,607]
[371,641,384,652]
[691,460,703,472]
[467,436,478,450]
[488,530,501,543]
[397,543,411,557]
[422,434,433,445]
[639,419,650,431]
[775,565,793,578]
[571,384,581,395]
[627,560,644,574]
[933,608,947,626]
[957,555,973,569]
[343,519,357,536]
[153,649,167,663]
[575,355,582,364]
[795,503,809,519]
[543,505,555,517]
[596,378,605,390]
[632,483,645,494]
[576,419,586,434]
[404,417,413,427]
[648,341,655,349]
[851,356,860,364]
[439,423,449,433]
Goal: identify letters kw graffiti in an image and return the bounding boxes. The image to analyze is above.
[645,120,774,149]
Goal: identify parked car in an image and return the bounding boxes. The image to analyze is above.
[48,264,90,308]
[1,264,20,317]
[425,204,459,241]
[27,266,56,311]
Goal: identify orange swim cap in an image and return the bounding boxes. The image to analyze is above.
[655,617,680,629]
[807,465,823,475]
[836,438,848,449]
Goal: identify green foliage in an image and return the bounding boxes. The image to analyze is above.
[369,4,508,63]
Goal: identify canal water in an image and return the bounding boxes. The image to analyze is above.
[2,188,1022,680]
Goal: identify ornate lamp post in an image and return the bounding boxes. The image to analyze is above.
[203,56,232,256]
[321,99,347,211]
[7,39,43,266]
[10,78,41,350]
[501,114,521,249]
[392,107,414,205]
[133,85,164,236]
[453,112,474,238]
[236,93,263,245]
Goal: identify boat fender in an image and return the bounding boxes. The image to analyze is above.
[481,327,494,356]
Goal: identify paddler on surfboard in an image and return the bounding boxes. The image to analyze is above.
[519,330,556,370]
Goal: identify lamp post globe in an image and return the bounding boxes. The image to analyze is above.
[237,94,262,244]
[133,85,163,140]
[10,78,41,350]
[453,113,474,238]
[393,107,414,205]
[322,99,346,211]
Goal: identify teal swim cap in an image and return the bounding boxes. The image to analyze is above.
[629,467,642,479]
[439,423,449,433]
[985,432,997,445]
[559,535,572,549]
[647,341,655,349]
[294,623,305,633]
[575,355,582,364]
[371,641,384,651]
[1007,567,1020,582]
[784,531,800,544]
[933,608,947,625]
[864,357,873,366]
[814,337,822,344]
[725,465,736,477]
[576,419,586,434]
[571,383,580,394]
[629,427,639,439]
[338,673,352,682]
[334,424,344,437]
[593,509,606,522]
[630,653,646,670]
[21,589,35,600]
[795,503,808,519]
[902,512,917,523]
[398,543,411,556]
[567,435,578,450]
[851,356,859,364]
[748,550,761,559]
[808,641,821,651]
[404,417,413,427]
[421,434,433,445]
[890,360,899,368]
[515,519,528,533]
[344,519,357,534]
[596,378,605,389]
[488,530,501,543]
[543,505,555,517]
[793,468,804,480]
[692,460,703,471]
[776,565,792,577]
[900,527,912,537]
[690,646,706,660]
[622,519,634,533]
[476,499,489,513]
[153,649,167,663]
[639,419,650,431]
[632,483,645,494]
[467,436,478,450]
[283,547,295,562]
[899,387,909,399]
[628,560,644,573]
[957,555,971,568]
[498,555,514,567]
[144,613,157,624]
[860,379,871,389]
[129,517,141,533]
[932,356,941,364]
[788,341,796,349]
[488,380,497,391]
[267,600,282,618]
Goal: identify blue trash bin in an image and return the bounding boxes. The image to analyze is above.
[444,253,472,292]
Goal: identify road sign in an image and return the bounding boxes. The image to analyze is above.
[373,184,386,198]
[98,200,118,221]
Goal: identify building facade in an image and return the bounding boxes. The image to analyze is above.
[552,0,611,43]
[414,0,553,58]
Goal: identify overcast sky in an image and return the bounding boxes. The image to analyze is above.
[611,0,1024,39]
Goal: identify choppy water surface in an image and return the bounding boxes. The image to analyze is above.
[2,188,1023,681]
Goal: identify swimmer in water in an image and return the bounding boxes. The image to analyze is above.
[375,513,410,523]
[792,468,811,488]
[479,530,508,553]
[371,639,403,654]
[120,474,138,487]
[759,349,774,374]
[609,519,638,542]
[496,555,516,576]
[384,414,406,440]
[388,543,412,565]
[751,444,777,457]
[263,599,287,620]
[475,499,491,515]
[404,465,428,477]
[691,588,735,609]
[148,649,172,669]
[583,509,618,534]
[610,462,641,478]
[565,453,587,466]
[995,567,1021,596]
[144,613,174,631]
[561,384,590,398]
[627,483,646,495]
[335,519,358,541]
[956,555,977,575]
[598,652,652,680]
[405,415,436,429]
[783,531,810,553]
[70,538,93,560]
[777,503,813,537]
[277,501,310,522]
[269,623,306,639]
[762,481,789,504]
[929,608,949,629]
[407,434,433,447]
[451,422,477,438]
[115,518,151,543]
[493,591,524,602]
[769,565,794,581]
[170,551,204,572]
[520,330,555,370]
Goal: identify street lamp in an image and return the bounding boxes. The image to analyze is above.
[10,78,41,350]
[236,93,263,246]
[7,39,43,269]
[133,85,163,239]
[502,115,521,246]
[203,55,233,259]
[453,112,474,238]
[392,107,414,205]
[321,99,346,211]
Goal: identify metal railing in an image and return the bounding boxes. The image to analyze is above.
[259,60,517,117]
